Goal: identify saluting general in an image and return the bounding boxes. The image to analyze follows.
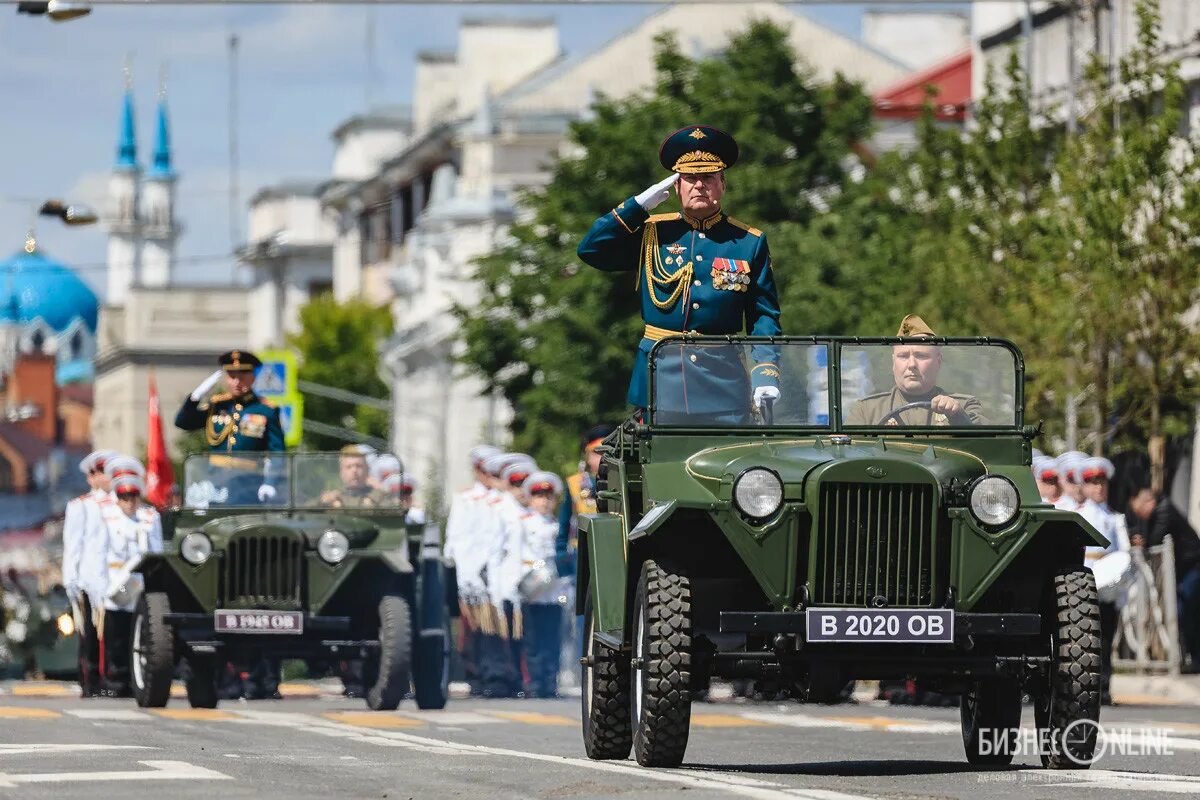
[576,126,782,421]
[175,349,285,453]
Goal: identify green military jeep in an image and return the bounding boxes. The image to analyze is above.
[131,452,452,711]
[578,337,1107,769]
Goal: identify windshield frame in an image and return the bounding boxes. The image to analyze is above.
[646,335,1025,435]
[180,452,407,511]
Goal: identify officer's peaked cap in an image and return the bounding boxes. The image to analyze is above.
[220,349,262,371]
[104,455,145,480]
[659,125,739,174]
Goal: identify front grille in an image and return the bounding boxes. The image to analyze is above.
[221,533,304,609]
[813,482,939,607]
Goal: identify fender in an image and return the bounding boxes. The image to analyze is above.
[954,507,1111,609]
[578,512,627,647]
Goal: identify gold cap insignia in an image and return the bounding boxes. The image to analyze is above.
[689,128,707,140]
[672,150,726,174]
[897,314,936,337]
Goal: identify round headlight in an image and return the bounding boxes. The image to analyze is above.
[733,468,784,521]
[969,475,1020,528]
[180,532,213,565]
[318,530,350,564]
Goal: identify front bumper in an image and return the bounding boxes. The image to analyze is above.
[164,612,378,657]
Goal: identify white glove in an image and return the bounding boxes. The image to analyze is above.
[635,174,677,211]
[257,484,277,503]
[754,386,781,409]
[191,370,225,401]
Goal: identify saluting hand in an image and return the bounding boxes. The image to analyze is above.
[190,369,225,401]
[635,174,677,211]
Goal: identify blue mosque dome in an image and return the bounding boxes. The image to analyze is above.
[0,241,98,334]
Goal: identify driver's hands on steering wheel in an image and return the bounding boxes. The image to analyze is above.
[929,394,963,417]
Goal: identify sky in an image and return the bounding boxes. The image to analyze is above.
[0,2,963,297]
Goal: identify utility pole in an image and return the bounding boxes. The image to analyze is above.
[228,32,241,255]
[365,6,377,109]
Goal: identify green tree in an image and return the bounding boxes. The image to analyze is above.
[457,21,879,470]
[288,295,393,451]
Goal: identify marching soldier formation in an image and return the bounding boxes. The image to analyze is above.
[61,450,164,697]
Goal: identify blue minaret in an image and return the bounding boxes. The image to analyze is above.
[115,85,138,171]
[150,94,173,178]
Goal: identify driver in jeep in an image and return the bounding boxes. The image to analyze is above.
[845,314,987,427]
[319,445,389,508]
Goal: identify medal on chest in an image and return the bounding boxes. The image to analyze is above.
[711,258,750,292]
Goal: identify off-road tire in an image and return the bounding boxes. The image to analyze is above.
[581,595,631,760]
[131,592,174,708]
[366,595,413,711]
[631,560,692,768]
[1034,567,1102,769]
[185,657,220,709]
[961,678,1022,765]
[413,630,450,710]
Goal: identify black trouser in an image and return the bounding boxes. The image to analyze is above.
[522,602,562,698]
[102,610,133,692]
[75,596,101,697]
[1099,600,1118,694]
[478,603,522,698]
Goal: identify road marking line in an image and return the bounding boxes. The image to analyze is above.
[151,708,238,721]
[1112,693,1190,707]
[278,682,321,698]
[0,707,60,719]
[320,712,424,729]
[483,710,576,726]
[9,684,73,697]
[169,685,187,698]
[0,759,231,786]
[66,709,151,721]
[395,711,501,726]
[691,713,774,728]
[743,711,957,734]
[0,744,152,756]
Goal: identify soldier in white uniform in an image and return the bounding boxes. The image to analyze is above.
[443,445,500,695]
[82,459,164,696]
[481,456,536,697]
[62,449,115,696]
[1076,455,1129,703]
[1054,451,1089,511]
[1032,455,1064,506]
[519,471,566,698]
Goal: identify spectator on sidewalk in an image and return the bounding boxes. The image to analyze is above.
[1129,487,1200,673]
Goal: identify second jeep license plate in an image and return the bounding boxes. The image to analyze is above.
[805,608,953,643]
[215,610,304,635]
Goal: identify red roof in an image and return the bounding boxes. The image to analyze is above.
[873,50,972,122]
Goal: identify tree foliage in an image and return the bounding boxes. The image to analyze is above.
[288,295,393,451]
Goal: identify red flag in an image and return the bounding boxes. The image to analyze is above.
[145,371,175,508]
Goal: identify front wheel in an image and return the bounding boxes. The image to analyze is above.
[413,630,450,710]
[131,592,174,708]
[631,560,692,768]
[185,657,220,709]
[581,594,631,760]
[1034,567,1102,769]
[960,678,1021,765]
[365,595,413,711]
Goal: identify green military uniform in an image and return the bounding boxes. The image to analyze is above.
[174,350,285,453]
[845,314,987,427]
[321,485,390,509]
[845,386,987,427]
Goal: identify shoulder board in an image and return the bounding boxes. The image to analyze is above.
[647,212,682,224]
[726,217,762,237]
[210,392,233,403]
[73,493,89,502]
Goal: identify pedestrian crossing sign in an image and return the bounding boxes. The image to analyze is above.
[274,395,304,448]
[256,350,302,446]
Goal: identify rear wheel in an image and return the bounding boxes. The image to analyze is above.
[631,560,692,768]
[960,678,1022,765]
[131,592,174,708]
[581,594,632,760]
[365,595,413,711]
[1034,567,1102,769]
[185,657,220,709]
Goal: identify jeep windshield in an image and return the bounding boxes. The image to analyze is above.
[647,337,1021,431]
[182,452,404,509]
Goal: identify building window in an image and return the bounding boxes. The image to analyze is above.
[362,202,392,265]
[308,280,333,298]
[71,330,84,358]
[30,328,45,351]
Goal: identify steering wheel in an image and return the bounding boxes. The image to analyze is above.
[877,401,932,426]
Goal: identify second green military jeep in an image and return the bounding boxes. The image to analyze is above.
[131,452,452,711]
[578,337,1107,769]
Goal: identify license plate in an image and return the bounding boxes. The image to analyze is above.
[214,610,304,635]
[805,608,953,643]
